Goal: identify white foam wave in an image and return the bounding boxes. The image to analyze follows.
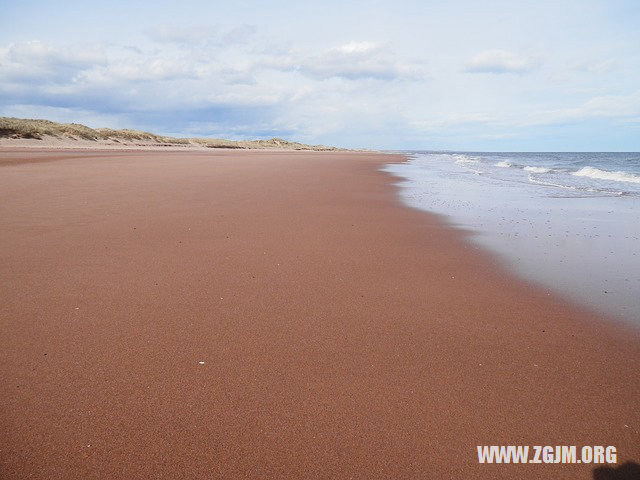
[453,154,480,165]
[494,161,512,168]
[527,174,576,190]
[524,166,552,173]
[572,166,640,184]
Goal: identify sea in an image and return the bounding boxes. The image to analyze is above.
[384,152,640,326]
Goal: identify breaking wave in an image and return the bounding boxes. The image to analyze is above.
[524,166,552,173]
[453,154,480,165]
[572,166,640,184]
[495,161,512,168]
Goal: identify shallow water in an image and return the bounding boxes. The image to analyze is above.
[384,152,640,325]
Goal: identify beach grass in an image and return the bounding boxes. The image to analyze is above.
[0,117,339,151]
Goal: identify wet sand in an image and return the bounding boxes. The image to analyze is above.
[1,148,638,479]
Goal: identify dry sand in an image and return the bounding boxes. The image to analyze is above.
[0,148,638,479]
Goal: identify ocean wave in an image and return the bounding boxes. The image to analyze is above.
[494,161,512,168]
[524,166,552,173]
[527,174,576,190]
[453,154,480,165]
[493,161,551,173]
[527,174,626,196]
[572,166,640,184]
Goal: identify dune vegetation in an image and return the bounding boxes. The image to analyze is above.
[0,117,339,151]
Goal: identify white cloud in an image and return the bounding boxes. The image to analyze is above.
[546,91,637,124]
[222,25,258,45]
[81,58,199,83]
[465,49,538,74]
[297,41,421,80]
[335,41,379,54]
[145,24,258,46]
[409,113,502,131]
[6,40,105,67]
[145,25,219,44]
[580,91,640,116]
[573,58,617,74]
[407,91,640,139]
[0,41,106,82]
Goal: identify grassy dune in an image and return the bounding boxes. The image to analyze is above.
[0,117,339,151]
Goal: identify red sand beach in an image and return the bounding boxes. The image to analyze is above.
[1,148,639,479]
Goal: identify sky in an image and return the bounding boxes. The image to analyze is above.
[1,0,639,150]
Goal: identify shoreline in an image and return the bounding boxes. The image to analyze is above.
[383,155,638,332]
[1,148,638,479]
[385,152,640,325]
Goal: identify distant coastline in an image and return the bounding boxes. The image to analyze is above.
[0,117,342,151]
